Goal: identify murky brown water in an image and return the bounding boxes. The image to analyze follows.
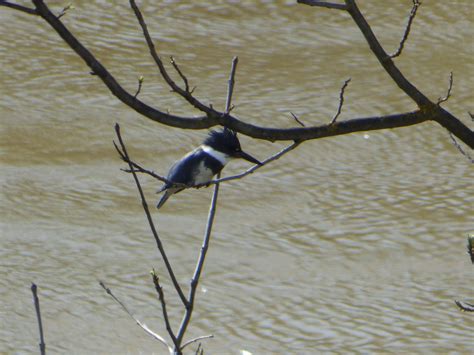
[1,1,473,353]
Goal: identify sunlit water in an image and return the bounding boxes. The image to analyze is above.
[1,1,473,353]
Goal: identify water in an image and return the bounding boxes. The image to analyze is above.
[1,1,473,353]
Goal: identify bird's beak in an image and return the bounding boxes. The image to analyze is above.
[237,150,262,165]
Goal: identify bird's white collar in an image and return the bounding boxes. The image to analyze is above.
[201,145,230,165]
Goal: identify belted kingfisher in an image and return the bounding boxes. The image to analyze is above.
[156,128,261,209]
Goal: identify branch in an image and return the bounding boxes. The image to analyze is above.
[290,112,306,127]
[455,300,474,312]
[114,123,188,306]
[176,172,221,346]
[134,75,144,99]
[175,57,239,348]
[204,141,301,187]
[2,0,472,147]
[0,1,37,15]
[99,281,173,352]
[331,77,351,124]
[390,0,421,58]
[437,72,453,105]
[31,283,46,355]
[297,0,347,10]
[151,270,178,349]
[449,133,473,164]
[129,0,214,114]
[181,335,214,350]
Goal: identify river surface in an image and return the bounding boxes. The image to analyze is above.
[1,1,473,354]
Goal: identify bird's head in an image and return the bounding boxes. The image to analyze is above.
[204,128,261,165]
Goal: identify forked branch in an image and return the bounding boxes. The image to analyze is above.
[1,0,472,147]
[390,0,421,58]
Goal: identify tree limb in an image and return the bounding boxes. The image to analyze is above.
[390,0,421,58]
[0,0,37,15]
[30,283,46,355]
[114,123,188,306]
[3,0,472,148]
[99,281,173,352]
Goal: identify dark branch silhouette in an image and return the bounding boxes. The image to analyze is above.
[390,0,421,58]
[31,283,46,355]
[1,0,472,148]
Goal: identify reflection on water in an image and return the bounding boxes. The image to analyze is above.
[1,1,473,353]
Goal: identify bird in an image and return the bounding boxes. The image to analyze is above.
[156,128,262,209]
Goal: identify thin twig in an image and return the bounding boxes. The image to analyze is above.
[449,133,473,163]
[175,172,221,346]
[31,283,46,355]
[170,57,190,93]
[225,57,239,115]
[175,55,239,349]
[390,0,421,58]
[331,77,351,124]
[467,235,474,264]
[129,0,213,114]
[99,281,172,351]
[437,71,453,105]
[114,124,188,306]
[205,141,301,186]
[455,300,474,312]
[134,75,144,99]
[57,3,74,19]
[151,270,178,349]
[0,1,37,15]
[297,0,347,10]
[181,335,215,350]
[290,112,306,127]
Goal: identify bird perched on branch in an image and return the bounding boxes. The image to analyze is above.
[157,128,261,209]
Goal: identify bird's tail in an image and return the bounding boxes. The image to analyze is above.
[156,190,172,209]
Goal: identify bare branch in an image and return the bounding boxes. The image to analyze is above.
[129,0,214,114]
[390,0,421,58]
[181,335,214,350]
[0,1,37,15]
[176,172,221,346]
[455,300,474,312]
[99,281,173,352]
[449,133,473,164]
[204,141,301,187]
[437,72,454,105]
[225,56,239,114]
[30,283,46,355]
[290,112,306,127]
[468,235,474,264]
[2,0,472,147]
[331,77,351,124]
[57,3,74,19]
[170,57,190,93]
[134,75,144,99]
[151,270,178,349]
[297,0,348,10]
[114,123,188,306]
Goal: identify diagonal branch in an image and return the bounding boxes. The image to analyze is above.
[151,270,178,349]
[2,0,472,147]
[99,281,173,352]
[297,0,347,10]
[331,77,351,124]
[390,0,421,58]
[30,283,46,355]
[437,72,454,105]
[114,123,188,306]
[129,0,214,115]
[175,172,221,347]
[0,1,37,15]
[205,141,301,186]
